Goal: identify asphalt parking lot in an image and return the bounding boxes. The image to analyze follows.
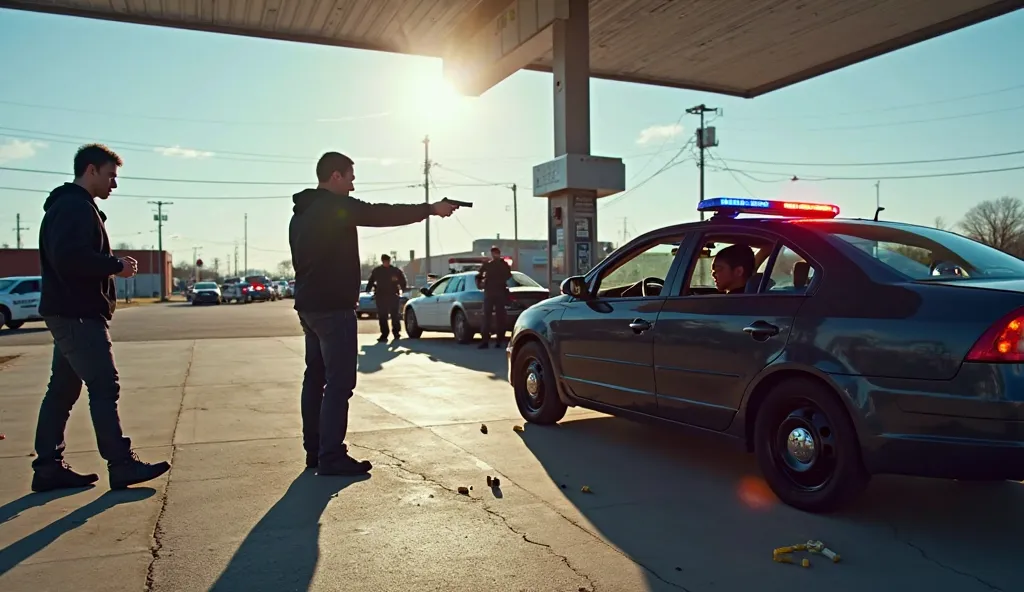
[0,299,391,346]
[0,301,1021,591]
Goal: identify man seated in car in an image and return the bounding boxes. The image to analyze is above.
[712,244,755,294]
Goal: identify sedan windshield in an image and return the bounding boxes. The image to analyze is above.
[819,221,1024,281]
[0,279,15,293]
[510,272,542,288]
[194,282,218,290]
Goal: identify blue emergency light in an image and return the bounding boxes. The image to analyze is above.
[697,197,840,219]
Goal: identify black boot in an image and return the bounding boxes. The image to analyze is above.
[108,451,171,490]
[318,453,372,476]
[31,461,99,493]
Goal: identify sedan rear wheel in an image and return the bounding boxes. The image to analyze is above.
[404,308,423,338]
[513,341,566,425]
[754,377,869,513]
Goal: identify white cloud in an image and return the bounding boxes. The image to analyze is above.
[636,123,684,145]
[0,139,47,163]
[155,145,215,159]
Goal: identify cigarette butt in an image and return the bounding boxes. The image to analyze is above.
[491,477,501,487]
[486,476,492,486]
[580,485,592,493]
[480,424,488,434]
[774,546,799,555]
[773,554,795,564]
[513,425,524,432]
[801,558,810,568]
[821,548,840,563]
[457,486,469,495]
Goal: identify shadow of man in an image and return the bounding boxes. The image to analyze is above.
[0,487,157,576]
[357,340,410,374]
[209,470,371,592]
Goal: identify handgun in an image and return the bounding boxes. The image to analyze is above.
[442,197,473,208]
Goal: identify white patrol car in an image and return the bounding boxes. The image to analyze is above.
[0,275,42,331]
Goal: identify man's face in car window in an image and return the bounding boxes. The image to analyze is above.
[712,258,748,293]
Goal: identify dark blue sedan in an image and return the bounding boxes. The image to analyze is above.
[506,197,1024,513]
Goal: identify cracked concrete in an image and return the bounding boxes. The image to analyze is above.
[1,327,1022,591]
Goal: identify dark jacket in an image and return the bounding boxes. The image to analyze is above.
[478,257,512,296]
[290,188,430,313]
[367,265,407,304]
[38,183,125,320]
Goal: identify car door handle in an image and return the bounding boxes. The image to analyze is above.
[743,320,780,338]
[629,319,652,333]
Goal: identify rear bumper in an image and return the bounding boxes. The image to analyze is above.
[832,365,1024,481]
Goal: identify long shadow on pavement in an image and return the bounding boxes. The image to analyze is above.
[0,487,156,576]
[209,471,370,592]
[357,340,414,374]
[517,416,1023,592]
[380,337,507,380]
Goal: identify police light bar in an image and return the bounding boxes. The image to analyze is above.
[697,197,840,219]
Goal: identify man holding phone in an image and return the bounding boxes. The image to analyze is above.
[30,144,171,493]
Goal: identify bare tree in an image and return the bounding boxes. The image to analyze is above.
[114,241,134,250]
[959,196,1024,257]
[276,259,294,278]
[934,216,947,231]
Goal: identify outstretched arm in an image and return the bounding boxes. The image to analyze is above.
[347,196,431,228]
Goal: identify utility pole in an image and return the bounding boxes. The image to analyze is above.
[243,213,248,276]
[233,242,239,277]
[13,213,28,249]
[148,201,172,301]
[192,246,202,282]
[423,135,432,275]
[511,183,519,271]
[873,180,885,221]
[622,217,629,244]
[686,104,720,220]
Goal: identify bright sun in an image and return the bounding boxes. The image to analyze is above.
[410,76,472,131]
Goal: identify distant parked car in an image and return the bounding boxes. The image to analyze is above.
[0,275,42,330]
[190,282,223,305]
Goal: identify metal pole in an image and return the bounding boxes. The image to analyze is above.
[423,135,431,275]
[244,213,248,276]
[512,183,519,271]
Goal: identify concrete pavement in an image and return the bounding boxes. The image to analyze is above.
[0,334,1021,591]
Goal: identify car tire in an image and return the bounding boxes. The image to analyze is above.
[512,341,567,425]
[452,310,473,344]
[753,377,869,513]
[0,307,11,330]
[404,308,423,338]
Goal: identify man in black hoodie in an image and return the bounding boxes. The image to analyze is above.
[290,152,459,475]
[32,144,171,492]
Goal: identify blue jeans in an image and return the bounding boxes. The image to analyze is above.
[33,316,132,468]
[298,309,357,464]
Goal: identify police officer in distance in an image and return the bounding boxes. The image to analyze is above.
[367,253,407,341]
[476,246,512,349]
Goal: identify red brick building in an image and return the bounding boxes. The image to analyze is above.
[0,248,174,298]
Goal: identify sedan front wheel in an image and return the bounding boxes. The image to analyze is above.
[512,341,566,425]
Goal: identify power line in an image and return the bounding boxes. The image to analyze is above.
[0,183,428,200]
[0,164,420,186]
[731,82,1024,121]
[708,163,1024,182]
[718,148,1024,168]
[599,142,697,211]
[707,153,758,198]
[803,103,1024,132]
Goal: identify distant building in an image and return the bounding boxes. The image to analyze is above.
[402,238,614,288]
[0,248,174,299]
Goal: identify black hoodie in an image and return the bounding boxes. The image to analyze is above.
[38,183,125,320]
[289,188,431,313]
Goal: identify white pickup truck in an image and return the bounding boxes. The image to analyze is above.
[0,275,42,331]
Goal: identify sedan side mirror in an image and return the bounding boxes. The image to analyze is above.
[560,276,588,299]
[419,286,430,296]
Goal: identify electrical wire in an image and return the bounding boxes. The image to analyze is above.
[707,162,1024,182]
[0,183,429,200]
[706,152,758,198]
[599,144,697,211]
[716,148,1024,168]
[0,164,420,186]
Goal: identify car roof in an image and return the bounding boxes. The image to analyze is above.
[654,214,950,236]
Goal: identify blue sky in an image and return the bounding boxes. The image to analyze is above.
[0,7,1022,274]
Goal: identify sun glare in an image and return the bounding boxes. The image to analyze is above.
[410,76,472,132]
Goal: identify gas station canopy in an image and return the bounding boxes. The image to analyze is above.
[2,0,1021,98]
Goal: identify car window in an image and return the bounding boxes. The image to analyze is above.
[360,281,368,292]
[819,222,1024,281]
[449,277,465,292]
[765,245,817,293]
[683,234,776,295]
[0,279,16,293]
[596,234,685,299]
[509,271,542,288]
[11,280,40,294]
[429,277,451,295]
[194,282,218,290]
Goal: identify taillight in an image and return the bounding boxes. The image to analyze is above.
[966,307,1024,362]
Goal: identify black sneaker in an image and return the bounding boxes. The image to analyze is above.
[377,335,388,343]
[318,454,372,476]
[392,333,401,340]
[306,452,318,469]
[31,461,99,493]
[108,451,171,490]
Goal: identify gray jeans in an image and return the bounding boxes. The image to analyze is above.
[298,309,358,464]
[33,316,132,468]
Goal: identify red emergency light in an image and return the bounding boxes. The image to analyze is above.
[698,197,840,219]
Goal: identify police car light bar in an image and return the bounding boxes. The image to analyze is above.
[697,197,840,219]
